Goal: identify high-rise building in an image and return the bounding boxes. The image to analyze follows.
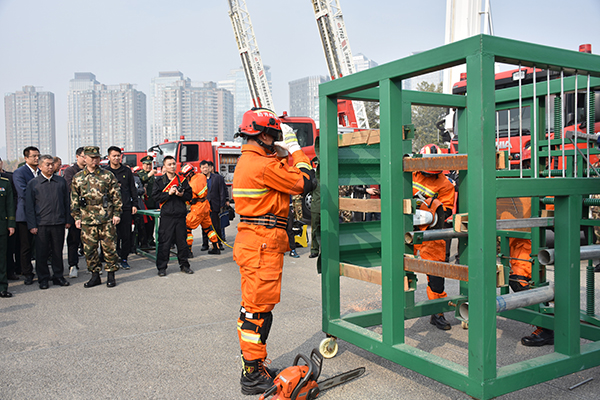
[151,72,235,143]
[68,73,146,161]
[353,53,379,73]
[288,76,329,123]
[402,52,444,91]
[4,86,56,161]
[218,66,272,129]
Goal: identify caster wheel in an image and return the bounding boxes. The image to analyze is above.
[319,337,338,359]
[461,321,469,330]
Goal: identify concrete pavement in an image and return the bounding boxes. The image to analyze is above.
[1,222,600,399]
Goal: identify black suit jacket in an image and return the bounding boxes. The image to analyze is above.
[207,173,227,213]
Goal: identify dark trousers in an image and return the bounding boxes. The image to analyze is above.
[116,209,133,262]
[66,224,81,267]
[35,225,66,284]
[202,210,221,247]
[286,208,296,251]
[0,233,7,292]
[17,221,34,277]
[6,230,18,276]
[156,215,189,271]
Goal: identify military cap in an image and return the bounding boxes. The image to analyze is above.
[84,146,101,157]
[141,155,153,164]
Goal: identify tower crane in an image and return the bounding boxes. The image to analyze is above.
[311,0,369,129]
[227,0,274,112]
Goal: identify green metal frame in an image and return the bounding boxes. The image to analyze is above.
[135,209,177,261]
[319,35,600,399]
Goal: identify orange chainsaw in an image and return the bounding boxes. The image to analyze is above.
[259,349,365,400]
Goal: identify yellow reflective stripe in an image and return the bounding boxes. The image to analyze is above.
[208,231,217,239]
[197,186,207,197]
[295,162,312,170]
[233,188,269,198]
[237,322,262,344]
[413,182,436,197]
[186,234,194,240]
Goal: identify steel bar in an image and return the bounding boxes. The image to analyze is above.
[574,73,578,175]
[459,284,555,320]
[405,228,467,244]
[539,244,600,265]
[587,74,591,177]
[533,66,538,178]
[547,70,552,173]
[496,217,554,230]
[518,63,523,177]
[561,69,566,177]
[569,377,593,390]
[402,154,468,172]
[542,197,600,207]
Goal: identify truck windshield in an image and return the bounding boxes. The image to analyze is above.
[155,142,178,167]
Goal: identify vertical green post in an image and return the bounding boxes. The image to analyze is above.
[320,94,341,331]
[465,50,498,382]
[553,195,581,356]
[379,78,408,345]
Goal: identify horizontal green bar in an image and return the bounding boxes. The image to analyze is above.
[339,164,380,185]
[339,249,382,266]
[339,221,382,250]
[338,144,381,164]
[496,177,600,197]
[495,75,600,104]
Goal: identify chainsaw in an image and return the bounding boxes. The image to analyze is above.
[259,348,365,400]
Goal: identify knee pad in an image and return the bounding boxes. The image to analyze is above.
[239,307,273,344]
[427,275,445,294]
[509,274,530,292]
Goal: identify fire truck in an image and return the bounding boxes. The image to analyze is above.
[448,44,600,169]
[148,137,241,198]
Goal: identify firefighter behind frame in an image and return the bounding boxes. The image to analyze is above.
[232,108,314,395]
[413,144,456,331]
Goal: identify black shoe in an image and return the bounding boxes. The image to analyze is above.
[521,327,554,347]
[24,275,34,285]
[240,358,275,396]
[180,266,194,274]
[188,246,194,259]
[594,263,600,273]
[84,272,101,288]
[157,269,167,277]
[0,291,13,298]
[200,245,209,251]
[7,274,19,280]
[218,243,224,250]
[52,277,70,287]
[309,253,319,259]
[106,271,116,287]
[39,281,49,290]
[208,244,221,255]
[430,313,451,330]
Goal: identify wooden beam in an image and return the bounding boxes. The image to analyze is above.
[339,263,413,291]
[404,256,469,282]
[339,197,381,212]
[403,154,469,172]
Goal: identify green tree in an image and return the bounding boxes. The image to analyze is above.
[411,81,448,152]
[364,101,380,129]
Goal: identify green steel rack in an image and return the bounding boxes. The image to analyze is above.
[318,34,600,399]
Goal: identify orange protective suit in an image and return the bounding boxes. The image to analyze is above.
[185,172,218,246]
[509,237,532,292]
[233,144,311,361]
[412,171,456,300]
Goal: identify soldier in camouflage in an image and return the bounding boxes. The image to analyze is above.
[70,146,123,288]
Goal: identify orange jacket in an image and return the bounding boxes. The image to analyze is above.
[188,172,208,201]
[233,144,311,251]
[412,172,455,212]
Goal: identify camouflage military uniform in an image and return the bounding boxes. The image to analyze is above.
[338,185,353,223]
[71,162,123,273]
[591,194,600,243]
[292,195,303,221]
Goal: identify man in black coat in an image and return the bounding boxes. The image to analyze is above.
[200,160,227,252]
[63,147,85,278]
[0,157,19,281]
[105,146,138,270]
[152,156,193,277]
[25,155,71,289]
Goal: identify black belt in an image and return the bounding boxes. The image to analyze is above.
[190,198,206,205]
[240,213,287,229]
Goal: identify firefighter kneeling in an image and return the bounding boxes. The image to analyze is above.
[232,108,314,395]
[180,164,220,257]
[413,144,456,330]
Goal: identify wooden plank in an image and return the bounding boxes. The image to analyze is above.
[403,199,412,214]
[339,197,381,212]
[454,213,469,232]
[338,129,380,147]
[340,262,381,285]
[403,154,469,172]
[496,151,507,170]
[404,256,469,282]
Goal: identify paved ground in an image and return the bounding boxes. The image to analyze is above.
[2,221,600,399]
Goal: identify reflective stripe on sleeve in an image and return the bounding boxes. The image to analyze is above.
[413,182,437,198]
[232,188,270,198]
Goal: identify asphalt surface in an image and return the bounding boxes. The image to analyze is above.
[2,221,600,400]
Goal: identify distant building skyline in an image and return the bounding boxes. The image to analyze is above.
[67,72,146,162]
[289,75,329,123]
[4,85,56,161]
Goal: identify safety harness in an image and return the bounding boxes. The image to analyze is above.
[239,213,287,230]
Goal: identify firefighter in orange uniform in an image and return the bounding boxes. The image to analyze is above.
[180,164,219,258]
[413,144,456,330]
[232,108,314,395]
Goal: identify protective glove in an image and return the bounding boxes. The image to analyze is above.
[273,141,289,157]
[281,123,302,154]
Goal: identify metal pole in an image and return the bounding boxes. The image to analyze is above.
[518,63,523,177]
[538,244,600,265]
[587,74,591,177]
[459,284,555,320]
[561,69,566,177]
[574,73,578,176]
[533,66,538,178]
[404,228,468,244]
[547,70,551,171]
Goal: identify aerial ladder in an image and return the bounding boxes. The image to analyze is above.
[227,0,275,112]
[311,0,369,129]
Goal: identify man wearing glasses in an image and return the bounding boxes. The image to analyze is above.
[12,146,40,285]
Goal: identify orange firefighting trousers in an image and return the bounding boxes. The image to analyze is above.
[186,200,217,246]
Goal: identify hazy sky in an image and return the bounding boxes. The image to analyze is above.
[1,0,599,162]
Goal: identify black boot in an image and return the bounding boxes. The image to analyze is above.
[106,271,116,287]
[188,245,194,259]
[521,327,554,347]
[430,313,451,330]
[208,243,221,255]
[240,357,275,395]
[84,271,101,288]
